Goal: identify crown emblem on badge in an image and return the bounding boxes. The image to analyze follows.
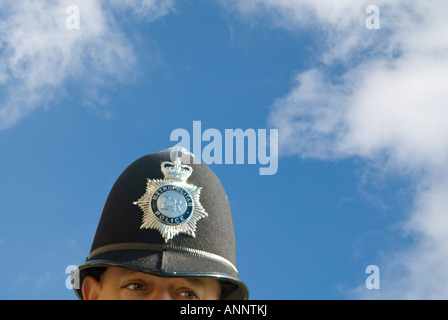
[161,158,193,181]
[133,157,208,242]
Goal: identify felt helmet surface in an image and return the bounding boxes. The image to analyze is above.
[73,148,249,300]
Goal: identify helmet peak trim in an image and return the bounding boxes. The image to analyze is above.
[87,242,239,274]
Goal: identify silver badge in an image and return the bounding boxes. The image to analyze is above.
[133,158,208,242]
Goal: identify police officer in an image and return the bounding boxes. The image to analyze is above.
[72,147,249,300]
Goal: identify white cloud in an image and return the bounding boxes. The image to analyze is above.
[108,0,175,21]
[225,0,448,298]
[0,0,175,130]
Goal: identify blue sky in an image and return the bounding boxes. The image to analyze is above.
[1,0,448,299]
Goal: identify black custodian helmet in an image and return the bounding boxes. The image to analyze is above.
[73,147,249,300]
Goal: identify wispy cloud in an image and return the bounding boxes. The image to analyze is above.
[108,0,175,21]
[223,0,448,298]
[0,0,175,130]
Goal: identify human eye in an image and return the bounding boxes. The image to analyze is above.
[178,290,198,300]
[123,282,145,291]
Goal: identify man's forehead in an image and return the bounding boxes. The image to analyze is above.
[108,267,210,287]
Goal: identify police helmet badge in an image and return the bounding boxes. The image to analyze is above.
[133,157,208,242]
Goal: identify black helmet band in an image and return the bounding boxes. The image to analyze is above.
[87,242,239,274]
